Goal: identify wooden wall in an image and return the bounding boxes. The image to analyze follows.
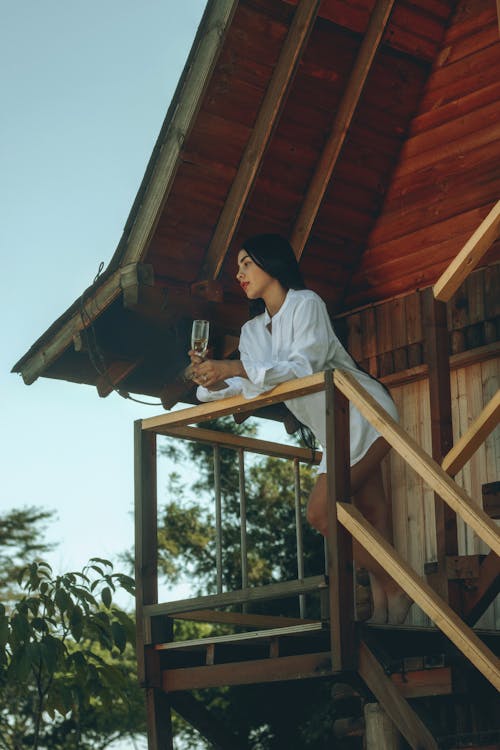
[387,357,499,628]
[343,263,500,381]
[339,264,500,628]
[348,0,500,306]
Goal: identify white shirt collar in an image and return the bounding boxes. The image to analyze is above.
[263,289,293,325]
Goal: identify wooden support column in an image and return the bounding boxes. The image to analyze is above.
[422,288,459,608]
[134,421,173,750]
[325,371,356,672]
[364,703,402,749]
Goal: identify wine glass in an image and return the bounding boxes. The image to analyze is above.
[191,320,209,359]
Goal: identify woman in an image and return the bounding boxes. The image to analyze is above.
[190,234,412,624]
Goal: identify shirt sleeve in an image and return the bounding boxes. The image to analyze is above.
[196,377,244,402]
[240,295,338,390]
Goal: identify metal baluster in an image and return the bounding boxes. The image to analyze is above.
[213,445,223,594]
[238,449,248,610]
[293,458,306,618]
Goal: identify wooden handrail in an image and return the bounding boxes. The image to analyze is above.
[333,370,500,556]
[442,389,500,476]
[339,502,500,691]
[140,369,500,688]
[151,424,321,463]
[141,372,326,431]
[143,370,499,554]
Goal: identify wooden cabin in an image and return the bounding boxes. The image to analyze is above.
[12,0,500,747]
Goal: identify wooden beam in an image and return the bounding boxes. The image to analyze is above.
[172,609,318,628]
[325,373,356,671]
[482,481,500,519]
[158,424,321,463]
[359,642,439,750]
[290,0,396,258]
[163,651,333,692]
[201,0,321,280]
[121,0,238,267]
[141,371,326,431]
[341,504,500,691]
[146,689,173,750]
[155,622,323,651]
[445,554,482,581]
[462,551,500,626]
[422,287,457,603]
[433,200,500,302]
[364,703,402,750]
[390,667,452,699]
[96,358,143,397]
[120,262,154,308]
[134,423,158,684]
[144,575,327,619]
[442,389,500,476]
[333,370,500,557]
[14,267,124,385]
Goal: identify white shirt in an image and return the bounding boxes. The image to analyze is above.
[197,289,398,471]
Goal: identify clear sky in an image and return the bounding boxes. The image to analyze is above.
[1,3,210,588]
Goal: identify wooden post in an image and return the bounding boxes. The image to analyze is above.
[324,371,356,672]
[364,703,402,749]
[422,288,460,609]
[134,421,174,750]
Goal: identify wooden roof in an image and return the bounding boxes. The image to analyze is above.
[12,0,500,405]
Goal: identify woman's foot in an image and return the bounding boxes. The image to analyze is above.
[387,590,413,624]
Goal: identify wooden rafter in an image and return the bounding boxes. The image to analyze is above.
[290,0,396,259]
[433,200,500,302]
[14,267,124,385]
[201,0,321,280]
[442,389,500,476]
[341,503,500,691]
[96,358,143,398]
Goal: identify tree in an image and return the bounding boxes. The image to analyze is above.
[0,508,146,750]
[0,507,55,604]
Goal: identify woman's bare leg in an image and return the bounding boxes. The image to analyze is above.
[306,438,412,623]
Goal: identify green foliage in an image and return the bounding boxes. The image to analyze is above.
[0,558,144,750]
[0,507,55,603]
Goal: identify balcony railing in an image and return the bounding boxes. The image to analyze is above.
[135,368,500,694]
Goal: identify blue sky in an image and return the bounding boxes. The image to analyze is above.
[1,1,209,583]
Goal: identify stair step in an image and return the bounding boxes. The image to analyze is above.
[155,621,324,652]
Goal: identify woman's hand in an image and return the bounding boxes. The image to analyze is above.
[188,352,246,388]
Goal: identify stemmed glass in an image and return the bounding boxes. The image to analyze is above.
[191,320,209,359]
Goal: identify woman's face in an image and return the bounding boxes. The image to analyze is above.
[236,249,275,299]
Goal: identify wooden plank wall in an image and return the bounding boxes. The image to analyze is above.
[348,0,500,306]
[340,264,500,628]
[344,264,500,380]
[388,359,500,628]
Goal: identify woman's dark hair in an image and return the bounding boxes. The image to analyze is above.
[241,234,317,458]
[241,233,306,318]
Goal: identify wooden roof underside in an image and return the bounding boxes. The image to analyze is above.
[13,0,500,403]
